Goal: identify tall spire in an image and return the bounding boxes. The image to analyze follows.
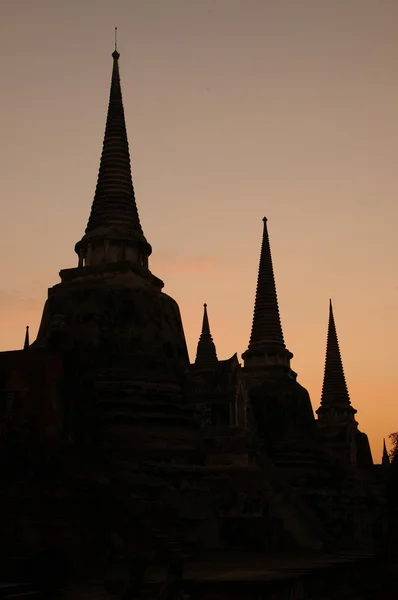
[382,438,390,467]
[23,325,29,350]
[318,300,356,415]
[75,39,151,268]
[243,218,292,369]
[195,304,218,369]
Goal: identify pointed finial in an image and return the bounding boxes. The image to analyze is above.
[24,325,30,350]
[112,27,120,59]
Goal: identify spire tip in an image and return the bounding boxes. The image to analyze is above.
[112,26,120,59]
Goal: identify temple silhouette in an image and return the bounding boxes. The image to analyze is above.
[0,46,390,599]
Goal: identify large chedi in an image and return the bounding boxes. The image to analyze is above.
[242,217,316,453]
[0,47,214,590]
[316,300,373,468]
[34,48,187,368]
[32,48,196,460]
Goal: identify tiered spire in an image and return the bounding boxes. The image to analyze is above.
[195,304,218,369]
[86,47,142,234]
[242,218,292,369]
[23,326,29,350]
[382,439,390,467]
[318,300,356,414]
[75,39,151,263]
[248,218,285,350]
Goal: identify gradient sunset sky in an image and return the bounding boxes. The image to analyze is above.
[0,0,397,461]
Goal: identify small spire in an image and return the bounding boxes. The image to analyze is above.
[382,438,390,467]
[247,217,287,351]
[23,325,29,350]
[114,26,118,52]
[318,300,355,413]
[195,303,218,368]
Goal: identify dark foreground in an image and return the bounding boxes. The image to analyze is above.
[1,548,398,599]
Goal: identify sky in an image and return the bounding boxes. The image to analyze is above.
[0,0,397,462]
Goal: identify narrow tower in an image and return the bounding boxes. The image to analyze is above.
[195,304,218,369]
[316,300,357,423]
[242,217,292,376]
[315,301,370,467]
[382,439,390,467]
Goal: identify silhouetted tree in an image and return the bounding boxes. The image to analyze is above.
[388,432,398,463]
[387,432,398,510]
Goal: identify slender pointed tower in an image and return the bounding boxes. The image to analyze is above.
[382,439,390,467]
[316,301,373,467]
[316,300,357,424]
[73,45,152,273]
[190,304,252,461]
[242,218,316,450]
[242,218,292,376]
[195,304,218,369]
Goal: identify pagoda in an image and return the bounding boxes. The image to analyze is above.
[242,217,317,453]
